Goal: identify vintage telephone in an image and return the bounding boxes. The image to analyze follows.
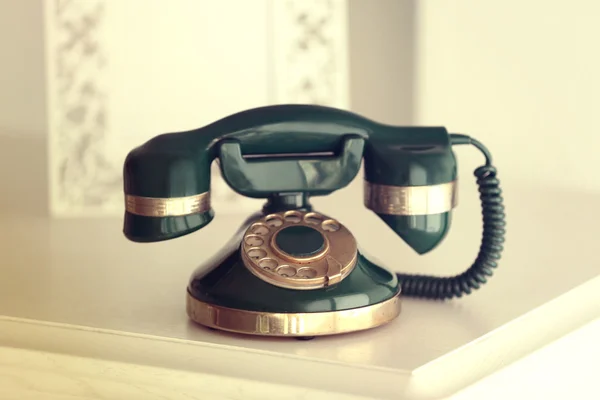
[122,104,506,338]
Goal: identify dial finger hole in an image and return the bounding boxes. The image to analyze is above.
[304,212,323,225]
[276,265,296,278]
[322,219,340,232]
[247,248,267,260]
[265,214,284,227]
[244,235,264,247]
[258,258,278,270]
[284,211,302,223]
[250,223,269,235]
[297,267,317,279]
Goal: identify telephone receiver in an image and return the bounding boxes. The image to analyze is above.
[123,104,506,338]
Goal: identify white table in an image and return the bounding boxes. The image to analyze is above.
[1,158,599,399]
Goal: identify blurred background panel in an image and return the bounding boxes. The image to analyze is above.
[46,0,271,216]
[42,0,350,216]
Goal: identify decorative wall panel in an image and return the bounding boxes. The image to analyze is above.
[46,0,349,216]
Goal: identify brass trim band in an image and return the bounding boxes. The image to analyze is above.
[125,192,210,217]
[364,180,457,216]
[186,290,401,336]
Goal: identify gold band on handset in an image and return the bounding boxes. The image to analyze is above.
[125,192,211,217]
[363,181,457,216]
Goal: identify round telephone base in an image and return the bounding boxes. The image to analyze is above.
[186,291,401,338]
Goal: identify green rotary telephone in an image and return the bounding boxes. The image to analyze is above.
[122,104,506,339]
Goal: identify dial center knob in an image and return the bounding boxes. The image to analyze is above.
[274,225,325,257]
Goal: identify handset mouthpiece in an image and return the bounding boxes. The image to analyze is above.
[363,126,458,254]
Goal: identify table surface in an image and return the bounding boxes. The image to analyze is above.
[1,174,599,399]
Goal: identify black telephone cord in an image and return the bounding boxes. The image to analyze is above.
[396,134,506,300]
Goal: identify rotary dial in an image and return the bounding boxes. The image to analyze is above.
[240,210,358,290]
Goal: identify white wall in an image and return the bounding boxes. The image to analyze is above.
[0,1,48,215]
[415,0,600,193]
[348,0,415,124]
[0,0,46,136]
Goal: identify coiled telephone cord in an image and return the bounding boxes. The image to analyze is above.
[396,135,506,300]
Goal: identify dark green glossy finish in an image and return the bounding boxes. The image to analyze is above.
[362,126,457,187]
[189,252,398,313]
[378,213,451,255]
[262,193,312,213]
[274,226,325,257]
[124,210,214,242]
[123,104,456,199]
[218,136,364,197]
[188,214,399,313]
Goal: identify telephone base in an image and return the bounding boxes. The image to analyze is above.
[185,209,402,337]
[186,291,401,337]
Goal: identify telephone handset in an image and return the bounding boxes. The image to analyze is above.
[123,104,505,338]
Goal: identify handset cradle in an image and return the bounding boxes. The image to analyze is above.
[122,104,506,338]
[218,135,365,197]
